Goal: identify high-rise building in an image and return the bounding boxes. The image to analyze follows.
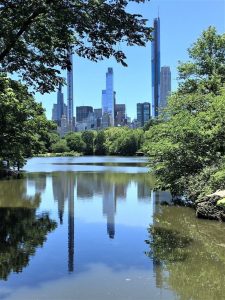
[160,66,171,112]
[56,83,64,126]
[67,49,74,130]
[52,104,58,122]
[102,68,115,126]
[94,108,102,118]
[137,102,151,127]
[115,104,126,126]
[76,106,93,122]
[151,17,160,118]
[94,108,102,128]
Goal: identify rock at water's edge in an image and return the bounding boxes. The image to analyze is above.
[196,194,225,221]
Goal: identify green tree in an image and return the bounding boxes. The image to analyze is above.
[94,130,106,155]
[65,132,85,153]
[81,130,95,155]
[0,75,53,170]
[177,26,225,95]
[0,0,152,93]
[116,132,138,156]
[144,28,225,199]
[42,130,60,153]
[52,139,69,153]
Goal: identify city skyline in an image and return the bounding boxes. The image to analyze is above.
[35,0,224,120]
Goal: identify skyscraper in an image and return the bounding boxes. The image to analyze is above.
[151,17,160,118]
[76,106,93,122]
[137,102,151,127]
[52,104,58,123]
[115,104,126,126]
[56,83,64,126]
[102,68,115,126]
[160,66,171,112]
[67,49,74,130]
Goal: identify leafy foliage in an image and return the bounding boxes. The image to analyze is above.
[0,0,152,93]
[65,132,86,153]
[144,27,225,199]
[0,75,54,169]
[50,127,145,156]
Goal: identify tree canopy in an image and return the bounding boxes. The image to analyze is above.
[0,74,54,170]
[0,0,152,93]
[144,27,225,199]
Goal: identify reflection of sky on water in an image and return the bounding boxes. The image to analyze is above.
[0,157,175,300]
[24,156,149,173]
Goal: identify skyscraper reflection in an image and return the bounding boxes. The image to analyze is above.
[68,174,75,273]
[137,181,151,202]
[102,182,116,239]
[52,172,75,273]
[52,173,68,224]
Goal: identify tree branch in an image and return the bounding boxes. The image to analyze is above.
[0,7,46,61]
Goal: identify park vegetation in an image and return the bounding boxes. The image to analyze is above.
[143,27,225,206]
[44,127,145,157]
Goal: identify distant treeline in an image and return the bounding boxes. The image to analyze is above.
[47,127,146,156]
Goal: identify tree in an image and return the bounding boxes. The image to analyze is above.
[0,0,152,93]
[65,132,85,153]
[144,28,225,199]
[52,139,69,153]
[81,130,95,155]
[94,130,106,155]
[0,75,54,170]
[177,26,225,95]
[116,132,138,156]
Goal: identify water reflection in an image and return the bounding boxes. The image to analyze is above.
[0,178,57,281]
[52,173,75,272]
[147,204,225,300]
[1,167,177,300]
[51,172,153,242]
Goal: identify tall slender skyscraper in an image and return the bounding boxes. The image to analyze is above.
[102,68,115,126]
[160,66,171,112]
[67,49,74,130]
[151,17,160,118]
[56,83,64,126]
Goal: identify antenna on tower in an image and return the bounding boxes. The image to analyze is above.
[158,6,160,18]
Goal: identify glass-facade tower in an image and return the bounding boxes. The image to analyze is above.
[56,83,64,126]
[151,17,160,118]
[102,68,115,126]
[67,49,74,130]
[160,66,171,112]
[137,102,151,126]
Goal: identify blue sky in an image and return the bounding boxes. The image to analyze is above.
[36,0,225,120]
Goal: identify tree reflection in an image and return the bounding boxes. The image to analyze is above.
[0,208,57,280]
[146,205,225,300]
[0,178,41,208]
[0,177,57,281]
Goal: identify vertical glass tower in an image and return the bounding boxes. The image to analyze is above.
[137,102,151,126]
[160,66,171,112]
[67,49,74,130]
[102,68,115,126]
[151,17,160,117]
[56,83,64,126]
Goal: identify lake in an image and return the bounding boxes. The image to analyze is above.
[0,156,225,300]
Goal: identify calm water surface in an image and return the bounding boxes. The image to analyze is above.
[0,156,225,300]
